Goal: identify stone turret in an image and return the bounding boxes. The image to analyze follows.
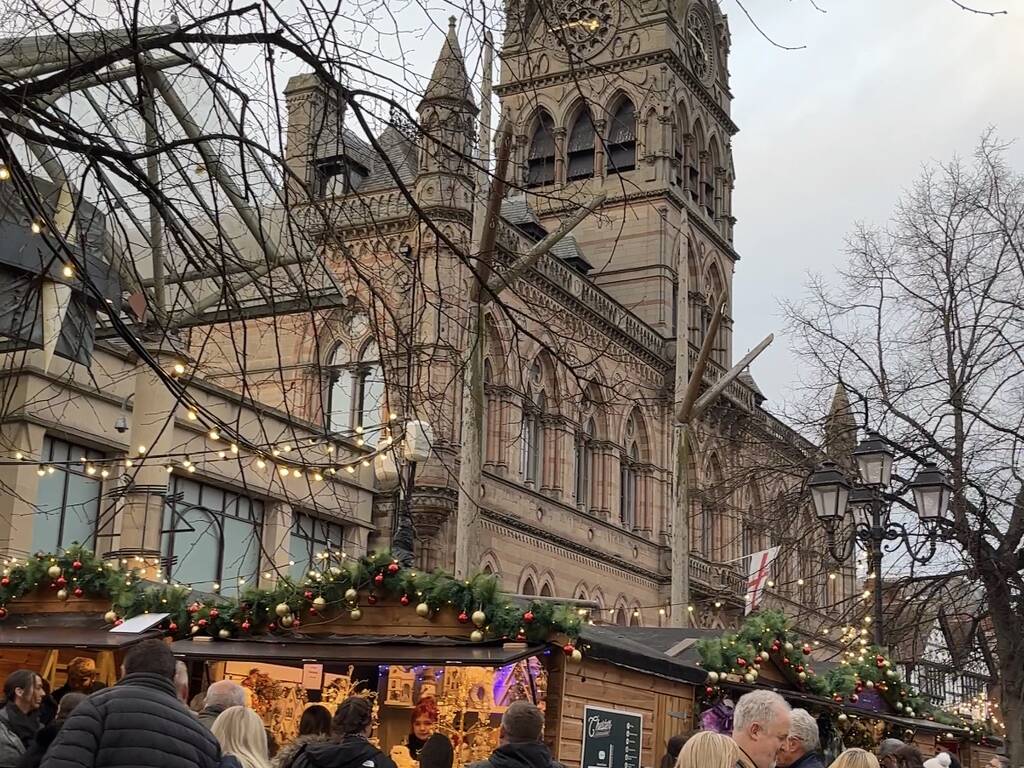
[824,382,858,469]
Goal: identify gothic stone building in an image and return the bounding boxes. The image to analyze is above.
[199,0,856,627]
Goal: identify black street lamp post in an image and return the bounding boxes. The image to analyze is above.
[807,431,953,648]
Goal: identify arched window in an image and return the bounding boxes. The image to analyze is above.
[355,341,385,446]
[328,344,354,433]
[574,417,596,510]
[527,112,555,187]
[483,358,494,464]
[521,390,544,484]
[540,581,553,597]
[566,109,595,180]
[629,608,641,627]
[606,98,636,174]
[614,607,628,627]
[620,442,639,529]
[521,576,537,596]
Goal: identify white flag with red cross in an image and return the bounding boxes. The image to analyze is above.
[744,546,780,615]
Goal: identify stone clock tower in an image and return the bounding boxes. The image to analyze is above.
[496,0,738,364]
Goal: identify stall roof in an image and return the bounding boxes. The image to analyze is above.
[579,625,713,685]
[170,637,546,666]
[0,626,161,649]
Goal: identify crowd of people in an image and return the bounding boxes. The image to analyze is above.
[665,690,1009,768]
[0,646,1011,768]
[0,640,563,768]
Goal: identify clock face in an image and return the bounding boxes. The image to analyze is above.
[685,8,715,85]
[547,0,615,61]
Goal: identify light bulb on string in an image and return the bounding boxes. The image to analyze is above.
[187,410,198,421]
[30,219,44,234]
[61,264,74,279]
[186,464,196,474]
[36,465,46,477]
[230,443,238,454]
[0,164,9,181]
[346,465,355,474]
[279,466,289,478]
[255,457,267,470]
[291,468,302,478]
[208,429,220,441]
[171,362,186,376]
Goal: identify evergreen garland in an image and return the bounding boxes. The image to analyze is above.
[0,547,583,652]
[695,610,992,743]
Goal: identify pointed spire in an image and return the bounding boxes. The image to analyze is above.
[419,16,476,111]
[824,381,858,464]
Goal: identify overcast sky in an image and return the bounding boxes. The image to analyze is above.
[727,0,1024,410]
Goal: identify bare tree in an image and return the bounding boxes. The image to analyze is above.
[787,132,1024,764]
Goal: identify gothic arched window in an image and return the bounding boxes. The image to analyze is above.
[606,98,636,174]
[567,109,596,180]
[574,417,596,510]
[620,441,639,529]
[521,390,544,484]
[328,344,354,433]
[527,111,555,187]
[483,358,494,464]
[521,576,537,596]
[355,341,385,447]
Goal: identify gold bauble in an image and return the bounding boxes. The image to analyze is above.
[47,565,62,579]
[313,596,327,610]
[275,602,291,617]
[471,610,487,627]
[280,614,295,627]
[56,588,68,601]
[103,610,118,624]
[706,671,720,685]
[350,608,363,621]
[570,649,583,663]
[218,629,231,639]
[416,602,431,617]
[470,629,484,642]
[344,588,359,603]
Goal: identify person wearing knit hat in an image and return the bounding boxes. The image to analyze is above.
[52,658,105,703]
[923,754,951,768]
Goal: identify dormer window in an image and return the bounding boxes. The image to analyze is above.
[316,157,368,197]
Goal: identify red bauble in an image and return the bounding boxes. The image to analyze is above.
[55,576,67,587]
[268,622,277,631]
[374,573,385,585]
[737,658,747,667]
[705,687,715,696]
[188,603,199,614]
[802,644,812,655]
[209,608,219,619]
[197,618,207,628]
[73,587,84,597]
[367,594,378,605]
[833,694,843,703]
[241,620,251,631]
[516,633,526,642]
[114,619,124,626]
[400,594,410,606]
[309,608,318,616]
[795,665,804,673]
[458,611,470,624]
[168,622,178,632]
[387,562,400,574]
[783,657,791,666]
[71,560,83,570]
[850,694,860,703]
[563,644,575,656]
[875,654,884,663]
[292,619,301,628]
[304,590,314,600]
[0,577,9,586]
[0,607,7,619]
[523,611,535,623]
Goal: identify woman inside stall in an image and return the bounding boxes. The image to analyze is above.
[405,698,438,761]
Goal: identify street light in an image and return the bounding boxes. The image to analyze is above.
[807,431,952,648]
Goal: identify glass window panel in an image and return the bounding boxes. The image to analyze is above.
[170,506,219,588]
[32,437,101,553]
[60,473,99,548]
[222,516,260,594]
[33,472,66,553]
[329,372,354,432]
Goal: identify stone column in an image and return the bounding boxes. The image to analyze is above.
[553,127,567,186]
[116,345,179,558]
[0,422,47,556]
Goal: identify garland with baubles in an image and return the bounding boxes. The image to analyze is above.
[695,610,991,742]
[0,546,584,658]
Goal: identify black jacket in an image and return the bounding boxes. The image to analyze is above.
[790,753,825,768]
[40,673,222,768]
[468,742,562,768]
[292,736,397,768]
[15,721,63,768]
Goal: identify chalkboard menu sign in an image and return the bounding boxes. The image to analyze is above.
[581,705,643,768]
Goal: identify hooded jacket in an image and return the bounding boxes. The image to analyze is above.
[468,741,562,768]
[290,736,397,768]
[39,673,221,768]
[273,735,333,768]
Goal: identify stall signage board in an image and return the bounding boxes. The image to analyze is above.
[302,663,324,690]
[581,705,642,768]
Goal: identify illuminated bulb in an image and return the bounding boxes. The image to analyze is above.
[354,426,364,434]
[271,449,280,457]
[62,264,74,278]
[326,445,334,454]
[86,464,97,475]
[187,410,198,421]
[282,444,292,453]
[125,459,133,468]
[218,451,227,459]
[208,429,220,441]
[279,466,289,477]
[255,458,267,469]
[172,362,186,376]
[356,438,365,446]
[863,616,872,624]
[862,590,871,599]
[291,469,302,478]
[230,443,238,454]
[389,413,397,421]
[30,220,43,234]
[313,471,323,481]
[182,457,192,468]
[0,164,9,180]
[767,579,775,588]
[212,582,220,591]
[186,464,196,473]
[687,605,694,612]
[658,608,666,616]
[829,573,837,580]
[714,601,722,608]
[14,452,22,461]
[346,465,355,474]
[165,464,174,473]
[328,468,337,475]
[100,468,109,478]
[46,466,55,474]
[361,459,370,467]
[137,445,147,455]
[36,466,47,477]
[797,578,805,586]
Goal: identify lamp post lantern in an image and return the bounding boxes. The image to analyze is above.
[807,432,952,648]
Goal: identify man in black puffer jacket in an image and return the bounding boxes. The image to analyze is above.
[467,702,563,768]
[41,640,222,768]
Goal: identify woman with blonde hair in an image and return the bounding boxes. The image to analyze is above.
[674,731,737,768]
[829,748,881,768]
[212,705,272,768]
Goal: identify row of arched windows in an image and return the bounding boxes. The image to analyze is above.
[526,99,637,187]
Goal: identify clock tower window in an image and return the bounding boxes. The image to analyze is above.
[527,111,556,187]
[566,110,596,180]
[605,98,636,174]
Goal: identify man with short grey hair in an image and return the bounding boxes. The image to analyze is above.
[196,680,246,729]
[732,690,792,768]
[775,709,822,768]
